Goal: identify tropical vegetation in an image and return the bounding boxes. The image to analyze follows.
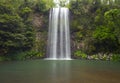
[0,0,120,61]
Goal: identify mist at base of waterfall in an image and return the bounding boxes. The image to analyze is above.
[45,58,72,60]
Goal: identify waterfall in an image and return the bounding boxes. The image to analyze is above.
[46,0,71,60]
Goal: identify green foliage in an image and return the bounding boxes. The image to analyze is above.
[93,8,120,53]
[74,50,87,59]
[0,14,25,54]
[0,1,35,57]
[0,3,14,14]
[105,9,120,42]
[70,0,120,60]
[0,56,11,61]
[111,54,120,62]
[25,50,44,58]
[9,50,44,60]
[0,0,51,61]
[93,26,115,40]
[19,7,32,20]
[92,55,99,60]
[0,56,5,61]
[105,9,120,22]
[0,0,120,61]
[34,0,54,14]
[76,32,83,40]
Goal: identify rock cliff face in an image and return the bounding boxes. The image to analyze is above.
[32,13,49,57]
[32,11,87,58]
[33,14,43,29]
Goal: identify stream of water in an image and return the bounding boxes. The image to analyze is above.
[47,0,71,60]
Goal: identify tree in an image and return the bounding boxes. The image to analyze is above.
[0,14,25,55]
[0,2,35,56]
[93,9,120,53]
[104,9,120,42]
[34,0,54,14]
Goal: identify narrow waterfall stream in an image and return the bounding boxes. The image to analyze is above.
[47,0,71,60]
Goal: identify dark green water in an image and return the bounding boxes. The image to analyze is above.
[0,60,120,83]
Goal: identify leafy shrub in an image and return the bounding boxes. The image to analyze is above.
[102,54,108,60]
[111,54,120,62]
[74,50,87,59]
[9,50,44,61]
[0,56,5,61]
[0,56,11,61]
[26,51,44,58]
[92,55,99,60]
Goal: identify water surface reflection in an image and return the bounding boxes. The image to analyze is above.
[50,61,71,83]
[0,60,120,83]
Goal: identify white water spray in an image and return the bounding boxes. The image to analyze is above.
[47,0,71,60]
